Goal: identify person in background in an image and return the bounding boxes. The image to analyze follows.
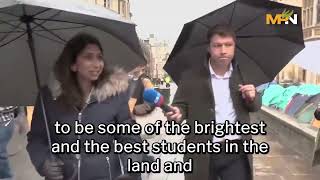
[128,65,156,166]
[0,106,28,180]
[128,65,155,116]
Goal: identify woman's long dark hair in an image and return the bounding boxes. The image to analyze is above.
[54,33,110,109]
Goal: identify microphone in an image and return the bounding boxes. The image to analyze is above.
[143,88,172,112]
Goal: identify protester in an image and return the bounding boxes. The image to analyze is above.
[26,33,142,180]
[128,65,155,116]
[128,65,157,168]
[164,24,262,180]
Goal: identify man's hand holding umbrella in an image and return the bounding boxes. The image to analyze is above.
[239,84,257,103]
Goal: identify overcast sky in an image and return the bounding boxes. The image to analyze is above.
[130,0,235,47]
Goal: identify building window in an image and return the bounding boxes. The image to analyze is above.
[306,9,310,27]
[303,10,306,27]
[102,0,111,8]
[122,1,126,16]
[302,69,307,82]
[118,0,127,17]
[315,28,320,35]
[303,29,312,38]
[317,75,320,84]
[317,1,320,24]
[310,8,313,25]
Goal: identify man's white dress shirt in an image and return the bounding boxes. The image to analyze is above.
[208,61,241,142]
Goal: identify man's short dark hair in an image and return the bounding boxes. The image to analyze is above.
[207,24,236,42]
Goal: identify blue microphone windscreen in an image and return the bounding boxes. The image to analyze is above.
[143,89,161,104]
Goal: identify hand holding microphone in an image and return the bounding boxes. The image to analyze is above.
[143,88,182,122]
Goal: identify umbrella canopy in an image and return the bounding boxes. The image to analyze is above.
[164,0,305,85]
[0,0,146,105]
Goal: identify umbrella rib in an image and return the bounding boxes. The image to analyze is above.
[236,44,269,77]
[0,11,19,18]
[33,31,65,45]
[32,8,51,17]
[237,35,281,38]
[228,1,237,25]
[0,20,25,34]
[0,20,20,25]
[33,25,87,32]
[0,19,25,31]
[34,17,86,26]
[194,20,210,29]
[32,21,67,43]
[237,34,303,45]
[235,10,268,33]
[34,18,146,61]
[0,30,25,33]
[0,21,24,44]
[32,11,63,31]
[0,32,26,48]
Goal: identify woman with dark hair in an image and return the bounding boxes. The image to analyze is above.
[27,33,142,180]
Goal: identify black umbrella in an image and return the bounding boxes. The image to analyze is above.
[0,0,146,106]
[164,0,305,86]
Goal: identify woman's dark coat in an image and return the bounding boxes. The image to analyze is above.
[27,68,142,180]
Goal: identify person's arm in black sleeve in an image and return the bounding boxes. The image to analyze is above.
[26,92,51,177]
[27,90,64,180]
[171,80,188,122]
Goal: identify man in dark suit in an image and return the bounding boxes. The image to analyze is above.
[164,24,262,180]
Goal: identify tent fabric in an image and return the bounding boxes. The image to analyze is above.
[297,84,320,95]
[262,84,320,126]
[256,81,277,93]
[306,94,320,104]
[295,103,317,123]
[285,94,311,116]
[262,84,320,111]
[277,86,299,110]
[262,84,285,106]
